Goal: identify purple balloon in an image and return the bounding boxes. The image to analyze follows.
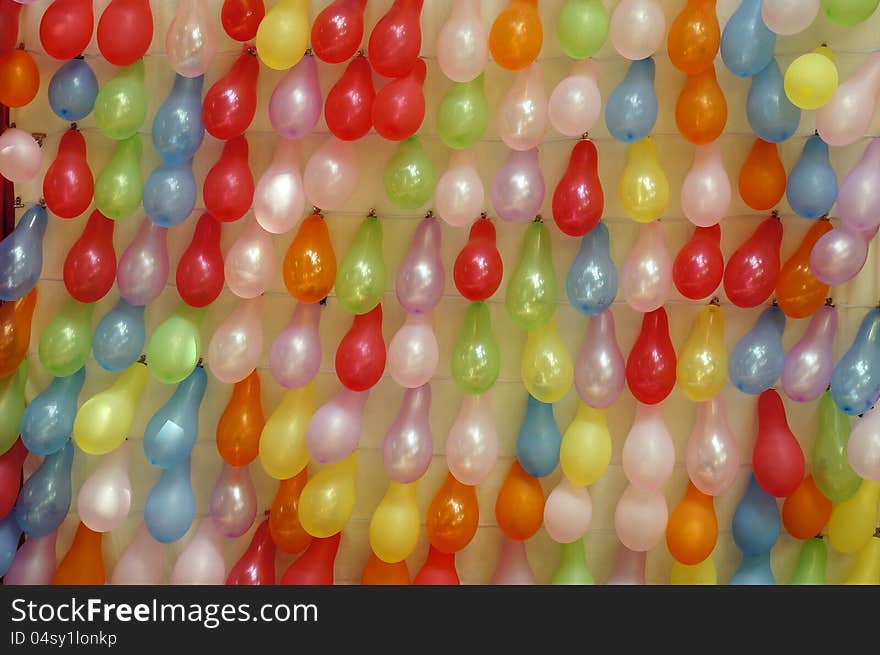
[382,384,433,483]
[269,302,322,389]
[396,216,445,314]
[810,224,869,285]
[575,310,625,408]
[782,304,837,403]
[306,387,369,464]
[117,218,170,306]
[209,464,257,538]
[491,148,545,224]
[268,54,322,139]
[838,138,880,234]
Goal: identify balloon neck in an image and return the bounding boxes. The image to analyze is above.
[121,59,146,81]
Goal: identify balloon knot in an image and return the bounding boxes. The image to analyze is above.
[31,132,46,147]
[356,50,366,58]
[196,358,204,368]
[874,527,880,538]
[770,209,780,219]
[319,297,328,306]
[820,42,827,48]
[263,509,271,517]
[137,354,147,365]
[74,54,84,60]
[533,214,543,223]
[305,48,313,57]
[16,43,23,50]
[771,298,778,307]
[245,45,257,57]
[38,197,46,208]
[580,132,590,141]
[814,533,824,540]
[825,297,834,306]
[367,208,377,218]
[424,210,434,219]
[819,214,830,222]
[70,123,78,131]
[13,197,24,209]
[709,297,720,306]
[312,206,322,216]
[480,212,488,220]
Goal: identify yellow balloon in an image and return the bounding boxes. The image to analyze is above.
[299,453,357,538]
[521,317,573,403]
[618,137,669,223]
[828,479,880,553]
[670,556,717,585]
[676,303,727,402]
[843,531,880,584]
[255,0,310,70]
[72,361,148,455]
[784,46,839,110]
[369,481,420,564]
[560,403,612,486]
[259,382,314,480]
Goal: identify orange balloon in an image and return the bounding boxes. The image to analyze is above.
[283,213,337,304]
[495,460,545,541]
[666,481,718,565]
[783,475,832,540]
[739,138,786,211]
[53,522,105,585]
[425,471,479,554]
[0,48,40,108]
[488,0,542,71]
[269,469,312,554]
[0,286,37,378]
[675,65,727,145]
[361,551,410,585]
[667,0,720,75]
[413,545,459,585]
[216,369,265,466]
[776,219,833,319]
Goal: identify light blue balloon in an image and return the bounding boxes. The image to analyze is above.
[786,135,838,219]
[730,552,776,585]
[604,58,658,143]
[20,367,86,456]
[746,59,800,143]
[831,307,880,416]
[732,475,780,556]
[0,205,47,302]
[48,58,99,122]
[516,394,562,478]
[143,366,207,469]
[729,305,786,394]
[13,442,74,537]
[144,457,195,544]
[566,222,617,316]
[143,160,197,227]
[94,299,146,372]
[0,513,21,576]
[721,0,776,77]
[152,75,205,165]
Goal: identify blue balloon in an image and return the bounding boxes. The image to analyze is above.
[94,299,146,372]
[0,205,47,302]
[831,307,880,416]
[721,0,776,77]
[566,221,618,316]
[730,552,776,585]
[144,457,195,544]
[786,134,838,219]
[0,513,21,576]
[746,59,800,143]
[143,160,197,227]
[605,58,658,143]
[20,367,86,456]
[48,58,99,122]
[729,305,786,394]
[152,75,205,165]
[13,442,74,537]
[516,394,561,478]
[732,475,780,555]
[143,366,207,469]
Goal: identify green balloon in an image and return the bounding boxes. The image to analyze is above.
[38,299,94,378]
[146,304,204,384]
[452,302,500,394]
[790,537,827,585]
[821,0,879,25]
[384,137,436,210]
[95,135,143,220]
[437,75,489,150]
[556,0,609,59]
[551,539,595,585]
[94,60,147,140]
[812,391,861,503]
[0,362,28,455]
[335,215,386,315]
[506,221,557,330]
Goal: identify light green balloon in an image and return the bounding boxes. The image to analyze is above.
[95,134,143,220]
[505,221,557,330]
[551,539,595,585]
[146,304,204,384]
[94,60,147,140]
[0,361,28,454]
[556,0,609,60]
[790,537,827,585]
[383,137,436,210]
[38,299,94,378]
[335,215,385,315]
[821,0,879,25]
[437,75,489,150]
[452,302,500,394]
[812,391,861,503]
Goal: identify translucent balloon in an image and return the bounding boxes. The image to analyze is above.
[574,312,624,409]
[144,457,195,544]
[310,0,365,64]
[367,0,423,79]
[206,297,264,384]
[666,482,717,565]
[145,304,204,384]
[566,222,617,316]
[255,0,309,71]
[729,305,786,395]
[3,532,56,585]
[605,58,658,143]
[676,302,727,402]
[324,56,375,141]
[438,75,490,149]
[687,396,740,496]
[53,521,104,584]
[611,0,665,61]
[762,0,819,34]
[43,128,94,219]
[268,470,311,554]
[216,370,265,466]
[516,394,562,478]
[521,317,574,404]
[785,136,836,220]
[671,556,717,585]
[388,313,438,389]
[382,385,433,484]
[20,368,84,456]
[0,128,42,183]
[0,48,40,107]
[280,533,340,584]
[282,213,337,304]
[111,524,166,584]
[753,389,805,497]
[94,135,143,220]
[614,484,668,552]
[488,0,543,71]
[843,534,880,584]
[259,383,313,480]
[821,0,880,25]
[143,367,207,469]
[506,220,556,330]
[676,64,727,145]
[776,222,832,319]
[618,138,669,223]
[38,299,94,378]
[681,141,730,227]
[848,406,880,481]
[551,539,594,584]
[813,391,860,502]
[667,0,719,74]
[723,215,782,308]
[620,220,672,312]
[434,150,484,228]
[606,545,646,585]
[560,403,612,485]
[203,47,260,139]
[77,440,132,532]
[370,481,420,564]
[1,515,23,576]
[413,545,459,584]
[544,477,592,544]
[373,60,427,142]
[553,139,603,237]
[170,520,225,584]
[143,159,197,228]
[225,218,276,299]
[451,302,499,394]
[335,305,386,392]
[0,288,36,379]
[746,59,801,143]
[0,204,47,301]
[48,58,98,121]
[784,46,838,110]
[166,0,216,78]
[13,441,73,537]
[298,454,357,538]
[303,136,358,212]
[210,463,257,538]
[306,387,368,465]
[254,138,305,235]
[149,74,204,152]
[117,218,169,306]
[397,217,444,314]
[556,0,608,58]
[39,0,94,60]
[454,219,503,302]
[782,476,831,540]
[831,308,880,416]
[269,302,322,389]
[626,308,676,405]
[497,64,548,151]
[437,0,488,83]
[622,402,674,493]
[782,304,837,402]
[548,60,601,137]
[384,137,435,210]
[810,223,869,286]
[94,60,147,140]
[491,148,545,224]
[816,54,880,146]
[446,392,498,486]
[739,138,786,210]
[674,225,724,300]
[721,0,776,77]
[97,0,153,66]
[837,139,880,234]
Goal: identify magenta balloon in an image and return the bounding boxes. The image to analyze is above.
[810,224,869,285]
[381,384,433,483]
[445,392,499,486]
[491,148,545,224]
[303,136,359,212]
[387,313,439,389]
[269,302,322,389]
[838,139,880,234]
[781,304,837,403]
[209,463,257,538]
[117,218,170,306]
[0,128,42,183]
[396,216,445,314]
[269,54,322,139]
[575,311,625,408]
[305,386,368,464]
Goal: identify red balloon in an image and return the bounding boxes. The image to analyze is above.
[176,212,224,308]
[202,46,260,141]
[40,0,94,60]
[626,307,677,405]
[226,519,276,585]
[454,217,503,302]
[43,128,93,220]
[280,533,341,585]
[335,304,386,392]
[203,136,254,223]
[753,389,805,498]
[0,438,27,520]
[552,139,604,237]
[325,56,375,142]
[97,0,153,66]
[673,224,724,300]
[221,0,265,42]
[368,0,423,79]
[413,545,460,585]
[372,58,427,142]
[0,0,22,57]
[311,0,367,64]
[723,215,782,308]
[63,210,116,303]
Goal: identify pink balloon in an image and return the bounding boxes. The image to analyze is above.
[387,312,439,388]
[110,524,166,585]
[548,60,601,137]
[207,296,264,384]
[781,304,837,403]
[166,0,217,78]
[210,463,257,537]
[396,216,445,314]
[0,127,42,183]
[491,536,535,584]
[543,477,592,543]
[382,384,433,483]
[117,218,170,306]
[269,302,322,389]
[437,0,487,83]
[225,217,276,299]
[169,520,226,585]
[3,532,57,585]
[306,386,368,464]
[435,149,485,228]
[848,406,880,480]
[445,392,499,486]
[575,310,625,409]
[497,64,548,151]
[681,141,730,227]
[838,139,880,234]
[606,544,646,584]
[77,440,132,533]
[303,136,359,212]
[269,54,322,139]
[622,402,674,493]
[491,148,545,224]
[611,0,666,60]
[254,138,305,235]
[614,484,668,552]
[761,0,818,35]
[621,221,672,313]
[686,396,740,496]
[816,53,880,147]
[810,224,869,285]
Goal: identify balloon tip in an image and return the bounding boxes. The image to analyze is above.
[771,298,778,307]
[312,206,322,216]
[137,354,147,365]
[825,297,834,306]
[367,208,377,218]
[197,358,204,368]
[38,197,46,208]
[533,214,543,223]
[424,210,434,219]
[770,209,780,219]
[709,297,720,306]
[873,527,880,538]
[480,212,488,220]
[13,196,24,209]
[32,132,46,147]
[319,297,328,306]
[581,132,590,141]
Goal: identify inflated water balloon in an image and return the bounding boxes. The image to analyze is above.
[43,128,93,219]
[73,361,148,455]
[367,0,423,79]
[259,383,313,480]
[848,407,880,481]
[336,214,385,314]
[723,215,782,308]
[566,223,616,316]
[143,366,207,469]
[491,537,535,584]
[437,76,489,150]
[810,223,869,286]
[268,54,321,140]
[388,313,438,389]
[681,142,730,228]
[153,75,204,164]
[688,396,740,496]
[729,305,786,395]
[667,0,719,74]
[438,0,488,83]
[614,484,668,552]
[204,136,254,223]
[14,442,73,537]
[451,302,500,394]
[0,206,45,302]
[753,389,805,497]
[145,304,204,384]
[627,308,676,405]
[435,150,484,228]
[559,404,612,485]
[3,531,57,585]
[618,138,669,223]
[0,128,41,183]
[311,0,365,63]
[363,550,411,585]
[738,139,787,210]
[784,45,838,110]
[622,402,674,493]
[674,226,724,300]
[97,0,153,65]
[498,64,548,151]
[621,221,672,312]
[0,0,21,56]
[837,139,880,234]
[446,392,499,486]
[516,394,562,478]
[605,58,658,143]
[816,54,880,146]
[384,137,436,209]
[53,522,104,585]
[491,148,545,224]
[843,533,880,584]
[677,302,726,402]
[299,454,357,538]
[821,0,879,25]
[488,0,542,71]
[215,371,265,467]
[117,218,169,306]
[777,226,831,321]
[210,463,257,538]
[574,312,624,409]
[227,519,275,585]
[280,532,340,584]
[38,299,94,378]
[550,540,594,584]
[335,304,386,392]
[782,476,831,539]
[676,65,727,145]
[207,296,264,384]
[143,158,197,228]
[611,0,665,61]
[506,221,556,330]
[306,387,368,464]
[549,60,601,138]
[370,481,420,563]
[176,213,224,308]
[0,48,39,108]
[20,368,84,456]
[166,0,216,78]
[254,0,308,70]
[304,136,359,212]
[222,0,265,41]
[63,210,116,303]
[827,480,880,553]
[94,61,146,140]
[552,140,603,238]
[374,59,427,142]
[666,482,717,565]
[253,138,304,234]
[94,135,143,220]
[454,219,502,301]
[144,456,195,543]
[324,56,374,141]
[785,137,836,221]
[269,470,311,553]
[556,0,608,58]
[170,520,225,584]
[48,58,98,121]
[521,317,573,404]
[813,391,860,500]
[77,440,132,532]
[0,364,27,454]
[831,307,880,416]
[396,217,444,314]
[270,303,322,389]
[721,0,776,77]
[762,0,819,34]
[495,460,544,540]
[544,477,592,544]
[203,46,259,139]
[747,59,801,143]
[782,305,836,403]
[0,287,36,378]
[225,218,275,299]
[382,385,433,483]
[283,213,336,304]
